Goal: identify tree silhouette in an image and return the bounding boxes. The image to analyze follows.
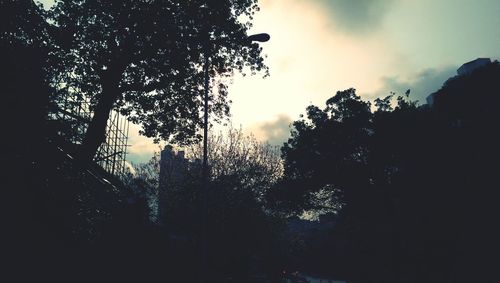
[186,126,283,203]
[271,88,372,214]
[129,127,285,281]
[1,0,50,146]
[272,63,500,282]
[46,0,267,161]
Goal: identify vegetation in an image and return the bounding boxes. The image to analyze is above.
[124,127,285,281]
[3,1,500,282]
[187,127,283,202]
[44,0,267,161]
[269,62,500,282]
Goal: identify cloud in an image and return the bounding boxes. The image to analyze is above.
[251,114,293,146]
[126,123,162,164]
[371,66,458,104]
[313,0,396,34]
[230,0,399,132]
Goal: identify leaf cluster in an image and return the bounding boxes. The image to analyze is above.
[46,0,268,144]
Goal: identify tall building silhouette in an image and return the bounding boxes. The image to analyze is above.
[457,58,492,76]
[157,145,189,225]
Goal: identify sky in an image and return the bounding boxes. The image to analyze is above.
[39,0,500,163]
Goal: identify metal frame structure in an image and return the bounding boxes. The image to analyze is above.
[49,92,130,178]
[95,110,130,177]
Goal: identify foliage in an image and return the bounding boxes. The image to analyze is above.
[129,126,285,280]
[186,126,283,202]
[44,0,268,160]
[186,127,285,279]
[1,0,48,46]
[270,88,371,214]
[271,64,500,281]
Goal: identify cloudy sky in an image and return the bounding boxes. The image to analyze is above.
[39,0,500,163]
[229,0,500,148]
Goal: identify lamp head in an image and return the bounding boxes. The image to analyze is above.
[246,33,271,43]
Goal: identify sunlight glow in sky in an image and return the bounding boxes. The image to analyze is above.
[228,0,500,151]
[38,0,500,163]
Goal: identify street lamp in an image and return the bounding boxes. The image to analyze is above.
[245,33,271,43]
[202,32,270,185]
[200,32,270,281]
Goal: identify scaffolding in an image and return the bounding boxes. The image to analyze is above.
[94,111,130,177]
[48,91,130,178]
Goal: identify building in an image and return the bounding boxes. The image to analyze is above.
[157,145,190,225]
[427,58,492,106]
[457,58,491,76]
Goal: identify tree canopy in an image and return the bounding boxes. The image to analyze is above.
[269,62,500,281]
[45,0,268,161]
[124,127,284,281]
[187,126,283,201]
[270,88,372,214]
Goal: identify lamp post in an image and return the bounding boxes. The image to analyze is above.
[202,32,270,180]
[200,32,270,281]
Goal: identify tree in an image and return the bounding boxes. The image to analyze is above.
[186,126,283,202]
[270,88,372,214]
[1,0,51,148]
[272,73,500,282]
[272,88,426,282]
[46,0,267,161]
[131,127,283,222]
[184,127,284,280]
[130,127,285,280]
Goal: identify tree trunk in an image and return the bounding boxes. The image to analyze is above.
[77,82,121,163]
